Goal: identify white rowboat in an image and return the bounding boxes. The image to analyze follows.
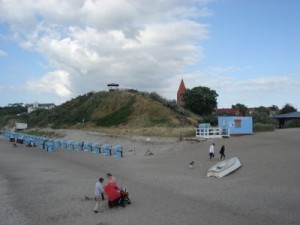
[207,157,241,178]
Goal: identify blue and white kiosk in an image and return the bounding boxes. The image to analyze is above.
[218,116,253,136]
[196,116,253,139]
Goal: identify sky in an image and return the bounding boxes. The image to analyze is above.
[0,0,299,109]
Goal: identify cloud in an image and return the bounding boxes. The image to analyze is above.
[26,70,72,98]
[210,74,300,107]
[0,0,213,102]
[236,76,300,92]
[206,66,241,75]
[0,49,7,57]
[214,75,300,93]
[184,65,300,94]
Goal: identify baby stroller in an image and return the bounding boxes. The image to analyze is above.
[120,188,131,205]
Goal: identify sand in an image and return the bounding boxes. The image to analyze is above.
[1,128,300,225]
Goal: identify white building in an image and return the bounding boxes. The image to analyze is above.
[27,102,56,113]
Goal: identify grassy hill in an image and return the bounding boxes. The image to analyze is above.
[2,90,200,137]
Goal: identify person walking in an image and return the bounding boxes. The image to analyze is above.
[209,143,215,159]
[94,177,104,213]
[219,145,225,160]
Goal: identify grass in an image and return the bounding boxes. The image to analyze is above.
[95,101,134,126]
[22,129,65,138]
[84,126,196,138]
[1,90,200,137]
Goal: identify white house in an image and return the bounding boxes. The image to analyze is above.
[27,102,56,113]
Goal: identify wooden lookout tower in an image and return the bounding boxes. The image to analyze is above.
[107,83,119,91]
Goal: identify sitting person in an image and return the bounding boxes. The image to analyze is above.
[103,180,125,208]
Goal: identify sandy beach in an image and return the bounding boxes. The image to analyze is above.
[1,128,300,225]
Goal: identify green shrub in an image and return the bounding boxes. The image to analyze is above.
[284,119,300,128]
[199,114,218,126]
[253,123,275,132]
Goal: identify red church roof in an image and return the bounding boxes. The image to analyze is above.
[177,79,186,106]
[216,108,243,116]
[177,79,186,95]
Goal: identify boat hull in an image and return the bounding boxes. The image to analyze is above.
[207,157,241,178]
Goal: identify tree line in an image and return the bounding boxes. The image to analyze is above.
[182,86,299,128]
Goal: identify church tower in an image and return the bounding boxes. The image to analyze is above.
[177,79,186,107]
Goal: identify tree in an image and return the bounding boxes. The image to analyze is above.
[269,105,279,112]
[252,106,276,125]
[267,105,279,116]
[232,103,248,116]
[280,103,297,114]
[183,86,218,116]
[255,106,269,114]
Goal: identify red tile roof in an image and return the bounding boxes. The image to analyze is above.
[216,108,243,116]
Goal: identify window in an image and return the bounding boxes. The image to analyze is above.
[234,119,241,128]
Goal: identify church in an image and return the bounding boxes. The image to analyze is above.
[177,79,186,107]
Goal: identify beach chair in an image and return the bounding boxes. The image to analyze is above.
[102,144,112,156]
[112,145,123,158]
[46,140,55,152]
[26,138,35,147]
[16,136,24,144]
[67,140,74,150]
[92,143,101,154]
[9,134,15,143]
[76,141,84,151]
[54,139,60,149]
[60,140,67,149]
[38,138,47,149]
[84,142,93,152]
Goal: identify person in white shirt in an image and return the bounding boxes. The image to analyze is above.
[209,143,215,159]
[94,178,104,213]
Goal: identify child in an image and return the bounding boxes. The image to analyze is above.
[94,177,104,213]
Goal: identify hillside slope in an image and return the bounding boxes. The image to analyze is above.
[14,91,199,132]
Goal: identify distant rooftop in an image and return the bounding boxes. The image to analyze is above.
[272,111,300,119]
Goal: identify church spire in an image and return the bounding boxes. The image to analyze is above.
[177,79,186,107]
